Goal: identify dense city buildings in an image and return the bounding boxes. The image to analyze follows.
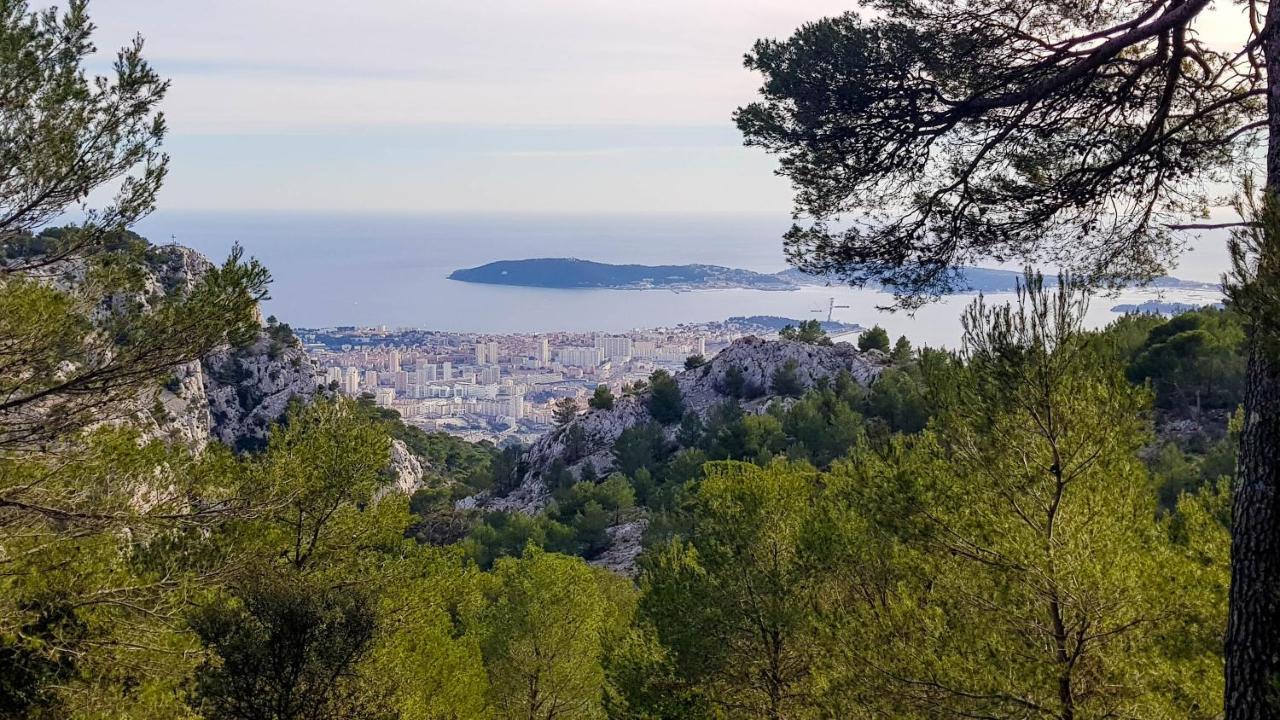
[297,321,755,445]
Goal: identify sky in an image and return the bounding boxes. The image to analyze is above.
[88,1,1250,214]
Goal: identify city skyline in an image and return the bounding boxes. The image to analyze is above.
[303,321,760,444]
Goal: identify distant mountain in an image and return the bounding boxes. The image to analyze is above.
[451,258,1218,294]
[448,258,794,291]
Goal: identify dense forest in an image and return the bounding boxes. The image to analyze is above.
[3,228,1244,719]
[1,0,1273,719]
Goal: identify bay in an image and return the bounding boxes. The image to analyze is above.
[133,211,1230,349]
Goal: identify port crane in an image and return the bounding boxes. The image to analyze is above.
[812,297,850,323]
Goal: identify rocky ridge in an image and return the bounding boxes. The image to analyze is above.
[461,336,888,573]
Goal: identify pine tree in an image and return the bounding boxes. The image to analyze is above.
[857,325,890,353]
[648,370,685,424]
[890,335,913,365]
[589,385,615,411]
[771,359,804,398]
[553,397,579,427]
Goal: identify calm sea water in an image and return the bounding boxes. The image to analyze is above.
[133,211,1230,349]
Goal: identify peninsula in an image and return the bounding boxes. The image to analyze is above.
[449,258,1219,293]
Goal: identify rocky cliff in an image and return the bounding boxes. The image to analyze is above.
[117,246,321,454]
[141,245,427,490]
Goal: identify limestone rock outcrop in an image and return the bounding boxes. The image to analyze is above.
[463,336,888,573]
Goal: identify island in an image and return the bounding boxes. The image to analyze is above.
[449,258,1219,294]
[448,258,794,291]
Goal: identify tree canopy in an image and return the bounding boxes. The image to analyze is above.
[737,1,1261,299]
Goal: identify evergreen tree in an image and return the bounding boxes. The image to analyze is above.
[553,397,579,427]
[779,319,831,345]
[370,556,490,720]
[676,411,706,448]
[736,3,1269,706]
[771,359,804,398]
[890,335,913,365]
[647,370,684,424]
[573,501,612,557]
[613,423,666,479]
[720,365,746,399]
[0,4,270,711]
[829,277,1228,719]
[477,549,633,720]
[189,572,383,720]
[588,384,615,411]
[640,462,827,718]
[857,325,890,353]
[247,398,401,573]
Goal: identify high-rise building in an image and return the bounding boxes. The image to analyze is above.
[441,362,452,380]
[389,350,401,373]
[508,394,524,420]
[417,364,437,383]
[538,337,550,365]
[633,340,657,359]
[343,367,361,396]
[363,370,379,390]
[556,347,604,367]
[394,371,409,392]
[595,335,633,360]
[325,367,342,386]
[474,341,500,365]
[696,336,707,357]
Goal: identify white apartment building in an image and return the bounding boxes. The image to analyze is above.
[556,347,604,367]
[416,364,438,383]
[474,341,500,365]
[343,367,361,396]
[595,335,633,360]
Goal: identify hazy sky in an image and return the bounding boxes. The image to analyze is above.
[89,1,1249,214]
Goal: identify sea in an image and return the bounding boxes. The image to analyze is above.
[133,211,1231,350]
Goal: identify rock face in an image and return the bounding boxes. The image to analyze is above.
[464,337,888,572]
[201,335,319,452]
[387,439,426,495]
[145,333,318,453]
[136,246,427,492]
[590,519,649,575]
[122,246,320,453]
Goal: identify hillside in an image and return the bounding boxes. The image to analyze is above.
[458,336,888,571]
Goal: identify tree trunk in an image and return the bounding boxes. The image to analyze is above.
[1224,15,1280,719]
